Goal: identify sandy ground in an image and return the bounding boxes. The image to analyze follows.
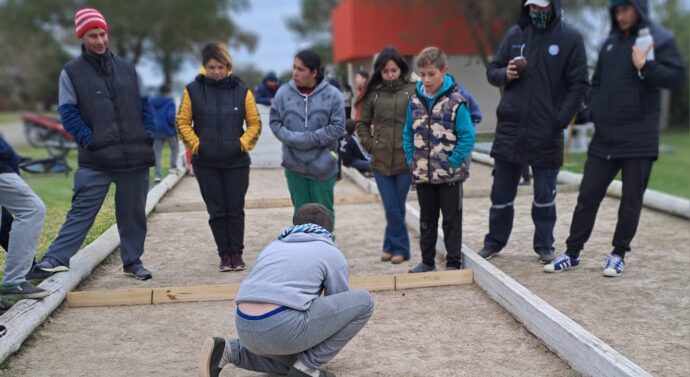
[412,163,690,377]
[2,287,578,377]
[0,167,578,376]
[3,156,687,375]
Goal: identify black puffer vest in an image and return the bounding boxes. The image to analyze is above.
[187,74,250,169]
[64,49,154,171]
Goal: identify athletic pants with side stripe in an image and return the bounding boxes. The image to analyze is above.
[483,160,559,254]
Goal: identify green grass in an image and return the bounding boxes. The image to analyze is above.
[476,129,690,198]
[0,112,20,125]
[562,129,690,199]
[0,145,175,280]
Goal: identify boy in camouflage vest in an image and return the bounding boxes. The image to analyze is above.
[402,47,476,273]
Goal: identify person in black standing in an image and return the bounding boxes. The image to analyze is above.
[545,0,685,277]
[33,8,156,280]
[479,0,588,264]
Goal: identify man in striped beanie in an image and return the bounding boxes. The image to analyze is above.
[30,8,157,281]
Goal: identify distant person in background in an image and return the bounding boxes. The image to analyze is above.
[356,46,415,264]
[342,83,353,120]
[519,165,531,186]
[545,0,685,277]
[254,71,281,106]
[151,83,179,183]
[353,70,369,119]
[177,42,261,272]
[269,49,346,229]
[454,81,482,179]
[340,119,370,174]
[0,136,48,299]
[33,8,156,281]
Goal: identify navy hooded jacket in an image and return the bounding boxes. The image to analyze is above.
[151,95,177,139]
[588,0,686,160]
[487,0,589,168]
[254,72,281,106]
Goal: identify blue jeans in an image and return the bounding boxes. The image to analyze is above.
[42,167,149,271]
[374,171,411,258]
[0,173,45,286]
[484,160,559,254]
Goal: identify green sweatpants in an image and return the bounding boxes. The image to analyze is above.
[285,170,337,229]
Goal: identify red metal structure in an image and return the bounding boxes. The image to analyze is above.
[331,0,482,63]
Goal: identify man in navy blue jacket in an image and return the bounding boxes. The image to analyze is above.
[0,137,49,299]
[254,71,281,106]
[480,0,589,264]
[32,8,156,280]
[545,0,685,277]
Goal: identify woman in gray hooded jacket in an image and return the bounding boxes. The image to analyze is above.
[269,50,346,227]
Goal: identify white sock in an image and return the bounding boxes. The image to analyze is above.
[293,359,320,377]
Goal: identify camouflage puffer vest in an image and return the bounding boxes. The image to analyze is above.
[410,90,468,184]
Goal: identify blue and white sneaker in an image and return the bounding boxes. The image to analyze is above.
[603,254,625,277]
[543,253,579,273]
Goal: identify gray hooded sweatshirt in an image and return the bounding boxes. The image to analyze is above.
[269,79,346,180]
[235,232,350,311]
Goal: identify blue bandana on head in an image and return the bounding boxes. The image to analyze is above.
[530,10,553,30]
[278,223,332,240]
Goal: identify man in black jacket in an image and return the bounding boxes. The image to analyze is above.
[479,0,588,264]
[545,0,685,277]
[32,8,156,280]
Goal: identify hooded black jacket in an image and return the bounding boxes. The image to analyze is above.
[588,0,686,160]
[487,0,588,168]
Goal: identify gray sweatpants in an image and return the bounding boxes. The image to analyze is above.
[0,173,45,286]
[153,136,179,178]
[42,167,149,271]
[228,289,374,373]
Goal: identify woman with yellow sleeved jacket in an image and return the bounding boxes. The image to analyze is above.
[177,42,261,272]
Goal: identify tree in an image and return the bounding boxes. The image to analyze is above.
[286,0,339,65]
[0,0,258,109]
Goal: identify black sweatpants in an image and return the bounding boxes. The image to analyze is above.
[566,155,653,257]
[416,182,463,268]
[194,164,250,256]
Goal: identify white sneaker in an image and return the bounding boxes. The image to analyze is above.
[603,254,625,277]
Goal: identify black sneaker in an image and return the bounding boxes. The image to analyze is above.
[198,337,226,377]
[26,266,54,281]
[0,281,50,299]
[478,248,500,260]
[408,262,436,273]
[446,263,461,270]
[124,266,152,280]
[537,249,555,264]
[35,257,69,273]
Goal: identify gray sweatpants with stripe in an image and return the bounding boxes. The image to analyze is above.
[226,289,374,373]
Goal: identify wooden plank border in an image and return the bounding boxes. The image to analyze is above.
[65,271,472,308]
[0,152,190,364]
[343,166,652,377]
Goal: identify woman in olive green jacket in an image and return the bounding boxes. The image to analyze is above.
[356,46,416,264]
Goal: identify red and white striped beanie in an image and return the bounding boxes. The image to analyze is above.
[74,8,108,38]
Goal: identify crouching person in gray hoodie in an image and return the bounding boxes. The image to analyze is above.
[198,203,374,377]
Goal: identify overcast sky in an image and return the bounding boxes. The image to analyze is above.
[141,0,302,87]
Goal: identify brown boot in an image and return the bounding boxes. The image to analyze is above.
[390,255,404,264]
[380,252,393,262]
